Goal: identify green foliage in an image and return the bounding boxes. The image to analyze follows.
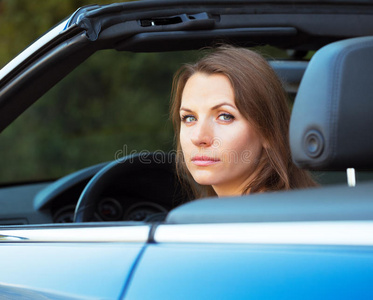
[0,44,197,181]
[0,0,127,68]
[0,0,192,182]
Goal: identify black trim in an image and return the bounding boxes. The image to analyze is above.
[117,27,297,52]
[0,33,96,133]
[148,223,161,244]
[0,25,85,90]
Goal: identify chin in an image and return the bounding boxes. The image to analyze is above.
[195,179,215,186]
[191,173,222,187]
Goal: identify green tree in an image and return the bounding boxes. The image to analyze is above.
[0,0,124,67]
[0,1,198,182]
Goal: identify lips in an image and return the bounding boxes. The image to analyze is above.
[191,156,220,166]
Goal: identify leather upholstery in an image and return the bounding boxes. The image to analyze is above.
[290,36,373,170]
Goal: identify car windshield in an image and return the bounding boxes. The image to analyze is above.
[0,50,198,184]
[0,0,352,187]
[1,0,299,188]
[3,0,373,188]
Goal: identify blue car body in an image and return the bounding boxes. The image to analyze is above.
[1,1,373,299]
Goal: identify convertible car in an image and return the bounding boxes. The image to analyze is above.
[1,0,373,299]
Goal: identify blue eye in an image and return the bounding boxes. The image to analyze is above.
[218,113,234,122]
[182,115,197,123]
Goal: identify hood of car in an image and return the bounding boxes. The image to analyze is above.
[1,0,373,133]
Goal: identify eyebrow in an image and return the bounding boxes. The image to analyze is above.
[180,102,237,112]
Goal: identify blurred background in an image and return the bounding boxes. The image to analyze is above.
[0,0,288,184]
[0,0,196,184]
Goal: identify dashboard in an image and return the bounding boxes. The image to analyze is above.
[0,155,188,225]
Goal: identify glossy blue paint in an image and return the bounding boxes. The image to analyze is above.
[0,243,144,299]
[125,243,373,300]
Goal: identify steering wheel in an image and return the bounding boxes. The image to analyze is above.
[74,152,185,222]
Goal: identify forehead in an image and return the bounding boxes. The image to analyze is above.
[181,72,235,107]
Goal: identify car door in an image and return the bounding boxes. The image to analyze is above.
[0,224,149,299]
[1,1,373,299]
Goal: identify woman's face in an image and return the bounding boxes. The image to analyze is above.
[179,72,264,196]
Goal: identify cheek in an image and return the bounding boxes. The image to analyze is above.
[219,125,249,148]
[242,134,263,162]
[224,127,262,159]
[179,129,189,155]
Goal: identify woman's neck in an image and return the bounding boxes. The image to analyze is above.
[212,167,262,197]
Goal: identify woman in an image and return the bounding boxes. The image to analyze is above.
[170,45,316,199]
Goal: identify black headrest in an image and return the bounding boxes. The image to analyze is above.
[290,36,373,170]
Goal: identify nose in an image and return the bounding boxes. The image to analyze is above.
[191,118,214,147]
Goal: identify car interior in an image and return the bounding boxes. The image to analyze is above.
[1,1,373,227]
[168,35,373,224]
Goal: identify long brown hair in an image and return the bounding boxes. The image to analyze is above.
[171,45,316,199]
